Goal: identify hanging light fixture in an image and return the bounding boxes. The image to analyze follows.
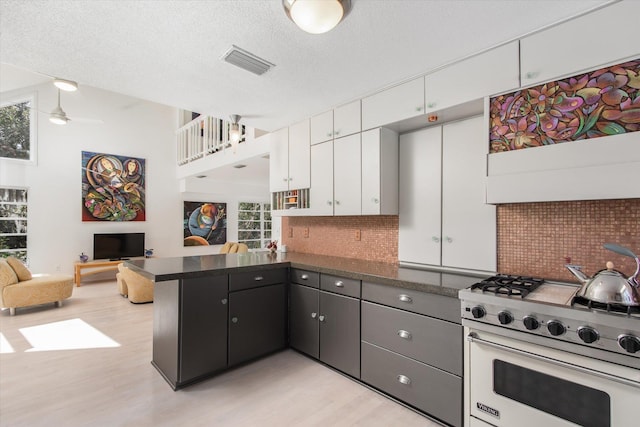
[229,114,241,152]
[53,78,78,92]
[50,89,69,125]
[283,0,351,34]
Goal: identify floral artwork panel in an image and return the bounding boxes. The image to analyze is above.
[183,201,227,246]
[82,151,145,221]
[489,58,640,153]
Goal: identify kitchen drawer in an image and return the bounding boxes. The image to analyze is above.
[362,281,460,323]
[320,274,360,298]
[290,268,319,288]
[361,301,462,375]
[229,268,287,292]
[361,341,462,427]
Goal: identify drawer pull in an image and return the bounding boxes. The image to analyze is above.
[397,330,412,340]
[335,281,344,288]
[221,298,228,305]
[311,312,317,319]
[301,274,309,280]
[398,294,412,303]
[231,317,238,323]
[318,315,325,322]
[254,276,264,281]
[397,374,411,385]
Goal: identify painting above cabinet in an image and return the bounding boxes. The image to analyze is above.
[489,57,639,153]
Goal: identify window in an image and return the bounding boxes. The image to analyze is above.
[0,92,37,162]
[237,202,271,249]
[0,187,28,262]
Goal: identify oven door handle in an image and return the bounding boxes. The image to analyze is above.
[467,333,640,389]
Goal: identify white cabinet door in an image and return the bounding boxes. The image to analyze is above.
[310,110,333,145]
[520,1,639,86]
[361,128,398,215]
[269,127,289,193]
[333,100,361,138]
[398,126,442,266]
[361,77,425,131]
[288,119,311,190]
[310,141,334,216]
[333,134,361,215]
[441,117,496,272]
[425,41,519,113]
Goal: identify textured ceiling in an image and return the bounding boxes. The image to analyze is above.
[0,0,610,133]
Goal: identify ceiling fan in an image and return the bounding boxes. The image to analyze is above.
[46,87,103,125]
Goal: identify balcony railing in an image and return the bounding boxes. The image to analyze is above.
[176,115,246,165]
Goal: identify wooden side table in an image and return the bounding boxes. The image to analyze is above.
[74,260,123,286]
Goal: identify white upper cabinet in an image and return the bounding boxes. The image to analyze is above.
[333,133,362,216]
[333,100,361,139]
[269,127,289,193]
[310,110,333,145]
[399,126,442,266]
[520,1,640,87]
[361,77,425,131]
[361,128,398,215]
[425,41,519,113]
[288,119,311,190]
[310,141,334,216]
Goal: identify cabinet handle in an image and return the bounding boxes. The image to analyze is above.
[445,236,453,243]
[254,276,264,281]
[431,236,440,243]
[397,330,412,340]
[283,178,288,182]
[371,197,379,204]
[334,130,340,136]
[327,200,332,206]
[427,102,436,109]
[231,317,238,323]
[398,294,412,303]
[311,312,317,319]
[335,281,344,288]
[221,298,228,305]
[397,374,411,385]
[327,132,333,137]
[335,200,340,205]
[318,315,325,322]
[415,106,423,112]
[301,274,309,280]
[289,177,293,181]
[525,71,538,80]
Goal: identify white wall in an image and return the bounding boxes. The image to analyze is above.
[1,80,181,275]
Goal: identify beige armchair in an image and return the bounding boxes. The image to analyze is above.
[117,264,154,303]
[0,257,74,316]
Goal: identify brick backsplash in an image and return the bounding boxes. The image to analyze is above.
[281,199,639,282]
[497,199,640,282]
[282,216,398,263]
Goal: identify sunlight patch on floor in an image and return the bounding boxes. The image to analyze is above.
[19,318,120,352]
[0,332,14,353]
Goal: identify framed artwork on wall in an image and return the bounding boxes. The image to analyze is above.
[81,151,146,221]
[183,201,227,246]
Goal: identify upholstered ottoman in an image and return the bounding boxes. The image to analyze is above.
[1,257,74,316]
[117,264,154,303]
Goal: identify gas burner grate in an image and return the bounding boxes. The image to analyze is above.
[471,274,544,298]
[572,296,640,316]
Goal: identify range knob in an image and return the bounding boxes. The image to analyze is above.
[618,334,640,354]
[497,311,513,325]
[523,316,539,330]
[577,326,599,344]
[547,320,565,336]
[471,306,486,319]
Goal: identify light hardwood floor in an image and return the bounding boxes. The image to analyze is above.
[0,280,442,427]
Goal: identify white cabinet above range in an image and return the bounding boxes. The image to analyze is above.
[362,77,425,131]
[310,100,361,145]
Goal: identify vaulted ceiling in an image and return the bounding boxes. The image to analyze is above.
[0,0,611,133]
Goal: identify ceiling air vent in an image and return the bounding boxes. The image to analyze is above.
[222,45,275,75]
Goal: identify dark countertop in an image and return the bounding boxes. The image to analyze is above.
[126,252,487,298]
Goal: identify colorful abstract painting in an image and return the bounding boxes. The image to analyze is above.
[183,201,227,246]
[489,58,640,153]
[82,151,145,221]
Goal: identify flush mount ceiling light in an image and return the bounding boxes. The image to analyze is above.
[283,0,351,34]
[53,78,78,92]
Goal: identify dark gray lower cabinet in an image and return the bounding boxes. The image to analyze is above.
[361,341,462,427]
[289,283,360,378]
[228,283,287,366]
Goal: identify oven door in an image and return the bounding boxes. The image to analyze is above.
[465,327,639,427]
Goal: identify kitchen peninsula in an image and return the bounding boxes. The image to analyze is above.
[127,252,483,427]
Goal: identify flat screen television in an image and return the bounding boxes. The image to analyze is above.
[93,233,145,260]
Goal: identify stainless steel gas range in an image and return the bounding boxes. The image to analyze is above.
[459,274,639,427]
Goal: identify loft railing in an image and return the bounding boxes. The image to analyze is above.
[176,115,246,165]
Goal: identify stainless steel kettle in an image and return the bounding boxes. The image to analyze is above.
[566,243,640,307]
